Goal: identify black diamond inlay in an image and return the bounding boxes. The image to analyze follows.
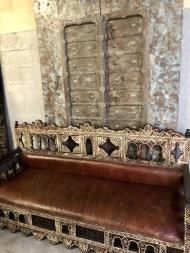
[99,138,119,156]
[63,136,79,152]
[171,142,183,162]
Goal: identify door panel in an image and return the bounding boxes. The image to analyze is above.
[64,21,105,125]
[71,91,100,104]
[109,89,143,105]
[109,105,142,120]
[108,54,143,72]
[63,13,146,128]
[70,74,99,91]
[67,41,97,59]
[109,72,142,89]
[107,14,145,127]
[108,36,143,55]
[108,16,143,38]
[72,105,100,119]
[65,23,96,42]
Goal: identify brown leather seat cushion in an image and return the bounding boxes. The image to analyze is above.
[0,167,184,243]
[22,153,183,190]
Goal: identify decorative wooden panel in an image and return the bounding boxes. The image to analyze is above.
[62,11,146,129]
[108,54,143,72]
[106,12,145,129]
[15,120,190,167]
[109,72,142,89]
[63,18,106,127]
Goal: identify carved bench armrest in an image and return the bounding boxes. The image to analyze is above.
[183,164,190,206]
[0,148,22,183]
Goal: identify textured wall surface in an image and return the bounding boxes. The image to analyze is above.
[34,0,101,126]
[0,0,36,34]
[34,0,183,130]
[0,30,45,146]
[178,6,190,133]
[0,0,45,147]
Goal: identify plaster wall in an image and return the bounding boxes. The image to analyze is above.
[184,0,190,7]
[178,0,190,133]
[0,0,45,146]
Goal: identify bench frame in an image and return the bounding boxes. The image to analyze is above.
[0,120,190,253]
[0,202,185,253]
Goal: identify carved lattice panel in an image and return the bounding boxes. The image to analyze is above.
[15,121,190,167]
[170,140,188,164]
[97,136,121,158]
[61,135,81,154]
[125,139,169,164]
[29,133,58,152]
[16,131,27,149]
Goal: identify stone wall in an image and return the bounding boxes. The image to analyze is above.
[0,0,45,147]
[34,0,183,130]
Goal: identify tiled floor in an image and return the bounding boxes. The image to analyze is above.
[0,229,80,253]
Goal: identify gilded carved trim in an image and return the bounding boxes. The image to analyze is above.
[15,120,190,167]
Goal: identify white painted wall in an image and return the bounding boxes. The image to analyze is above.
[184,0,190,8]
[178,0,190,133]
[0,31,45,146]
[0,0,45,147]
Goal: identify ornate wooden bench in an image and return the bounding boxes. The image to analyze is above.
[0,120,190,253]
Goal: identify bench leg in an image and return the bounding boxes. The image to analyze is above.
[185,208,190,253]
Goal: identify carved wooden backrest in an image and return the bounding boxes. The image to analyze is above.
[15,120,190,167]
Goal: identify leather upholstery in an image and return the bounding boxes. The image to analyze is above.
[22,153,183,189]
[0,154,184,243]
